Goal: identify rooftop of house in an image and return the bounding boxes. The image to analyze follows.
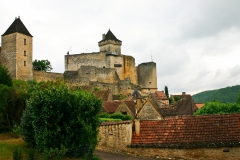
[171,92,192,100]
[155,91,168,100]
[123,101,136,115]
[103,101,121,113]
[2,17,32,37]
[195,103,205,109]
[132,113,240,148]
[174,98,198,116]
[99,29,122,43]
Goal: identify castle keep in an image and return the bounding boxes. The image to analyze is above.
[0,18,158,95]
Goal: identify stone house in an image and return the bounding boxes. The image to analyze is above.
[97,113,240,159]
[102,101,121,114]
[114,101,136,118]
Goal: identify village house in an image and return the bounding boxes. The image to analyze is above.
[97,113,240,159]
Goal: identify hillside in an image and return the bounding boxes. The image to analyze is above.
[192,85,240,103]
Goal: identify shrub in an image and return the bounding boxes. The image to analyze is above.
[100,118,122,122]
[21,82,102,159]
[109,113,132,120]
[0,63,12,86]
[12,124,21,138]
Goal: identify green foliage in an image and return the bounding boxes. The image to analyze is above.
[192,85,240,103]
[12,124,21,138]
[173,96,180,102]
[164,86,169,99]
[0,63,12,86]
[21,82,102,159]
[99,112,110,118]
[169,97,173,104]
[13,148,23,160]
[32,59,53,72]
[109,113,132,120]
[0,84,29,132]
[94,87,100,91]
[194,101,240,115]
[115,94,127,100]
[236,93,240,104]
[27,148,35,160]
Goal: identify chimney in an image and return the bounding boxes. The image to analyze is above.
[102,34,106,40]
[182,92,186,95]
[135,115,140,136]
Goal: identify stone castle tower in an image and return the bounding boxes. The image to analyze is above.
[65,29,158,94]
[0,17,33,81]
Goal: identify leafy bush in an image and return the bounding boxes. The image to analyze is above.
[12,124,21,138]
[0,84,29,132]
[27,148,35,160]
[99,113,110,118]
[0,63,12,86]
[109,113,132,120]
[21,82,102,159]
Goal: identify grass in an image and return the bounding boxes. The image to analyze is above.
[0,133,101,160]
[0,133,29,160]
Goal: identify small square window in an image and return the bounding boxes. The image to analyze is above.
[24,39,26,45]
[24,51,26,56]
[24,61,26,66]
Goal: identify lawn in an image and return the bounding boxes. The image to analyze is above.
[0,133,101,160]
[0,133,30,160]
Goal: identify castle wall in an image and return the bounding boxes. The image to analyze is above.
[1,34,17,79]
[137,62,157,92]
[65,52,107,71]
[15,33,33,81]
[123,55,138,85]
[33,70,63,82]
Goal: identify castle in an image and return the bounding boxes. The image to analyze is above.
[0,17,157,95]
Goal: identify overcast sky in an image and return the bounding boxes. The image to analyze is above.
[1,0,240,95]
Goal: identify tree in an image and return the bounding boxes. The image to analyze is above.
[194,101,240,115]
[0,63,12,86]
[32,59,53,72]
[0,81,29,132]
[164,86,169,99]
[236,93,240,104]
[21,82,102,159]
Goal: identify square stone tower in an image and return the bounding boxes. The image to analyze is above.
[1,17,33,81]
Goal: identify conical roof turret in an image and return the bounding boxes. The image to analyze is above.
[2,17,32,37]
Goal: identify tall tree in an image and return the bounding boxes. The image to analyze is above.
[236,93,240,104]
[164,86,169,99]
[32,59,53,72]
[0,63,12,86]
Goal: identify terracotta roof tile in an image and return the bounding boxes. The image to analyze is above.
[155,91,168,100]
[132,114,240,148]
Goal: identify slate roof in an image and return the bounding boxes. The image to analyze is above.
[131,114,240,148]
[99,29,121,43]
[2,17,32,37]
[103,101,121,113]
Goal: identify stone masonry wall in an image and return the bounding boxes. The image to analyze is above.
[96,121,133,151]
[1,34,17,79]
[33,70,63,82]
[65,52,106,71]
[97,121,240,160]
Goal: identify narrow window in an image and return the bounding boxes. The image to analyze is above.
[24,51,26,56]
[24,39,26,45]
[24,61,26,66]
